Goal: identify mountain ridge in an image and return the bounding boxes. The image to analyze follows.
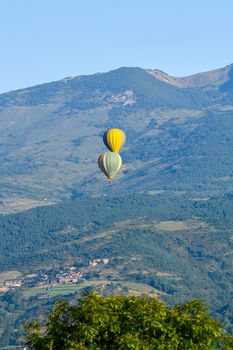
[1,63,233,95]
[146,64,232,88]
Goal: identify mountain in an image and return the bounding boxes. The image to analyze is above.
[1,64,233,346]
[1,65,233,213]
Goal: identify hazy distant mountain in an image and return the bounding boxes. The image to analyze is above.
[1,65,233,213]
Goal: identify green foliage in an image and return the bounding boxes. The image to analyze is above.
[26,293,232,350]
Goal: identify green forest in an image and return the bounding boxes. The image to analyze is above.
[0,192,233,347]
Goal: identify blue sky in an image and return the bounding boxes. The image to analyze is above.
[0,0,232,93]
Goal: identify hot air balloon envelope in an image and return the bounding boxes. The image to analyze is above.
[98,151,122,180]
[103,128,126,153]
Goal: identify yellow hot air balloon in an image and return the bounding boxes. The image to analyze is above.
[103,128,126,153]
[98,151,122,181]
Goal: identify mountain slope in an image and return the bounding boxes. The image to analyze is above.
[0,65,233,214]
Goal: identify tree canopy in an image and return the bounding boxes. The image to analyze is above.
[26,292,233,349]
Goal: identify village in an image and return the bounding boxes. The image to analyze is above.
[0,258,110,296]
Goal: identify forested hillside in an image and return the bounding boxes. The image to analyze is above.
[0,192,233,346]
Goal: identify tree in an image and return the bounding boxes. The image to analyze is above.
[25,292,232,349]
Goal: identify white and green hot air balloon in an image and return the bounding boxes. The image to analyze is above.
[98,151,122,182]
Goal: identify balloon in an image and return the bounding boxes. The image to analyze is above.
[98,151,122,181]
[103,128,126,153]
